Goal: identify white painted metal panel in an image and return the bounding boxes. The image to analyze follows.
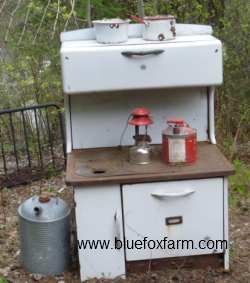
[70,88,208,148]
[61,38,222,93]
[74,186,125,281]
[64,94,72,153]
[60,24,213,42]
[61,35,217,48]
[122,178,224,261]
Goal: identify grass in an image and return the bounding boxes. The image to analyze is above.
[229,159,250,206]
[0,277,9,283]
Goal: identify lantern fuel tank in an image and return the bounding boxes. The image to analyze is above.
[162,118,197,164]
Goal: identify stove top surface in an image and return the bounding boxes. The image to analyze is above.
[66,142,234,186]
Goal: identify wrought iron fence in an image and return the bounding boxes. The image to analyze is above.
[0,103,66,187]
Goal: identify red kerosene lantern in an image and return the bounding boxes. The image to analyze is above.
[162,118,197,164]
[128,108,154,165]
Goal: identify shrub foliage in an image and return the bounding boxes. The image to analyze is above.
[0,0,249,147]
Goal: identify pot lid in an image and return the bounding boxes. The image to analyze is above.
[92,18,130,24]
[18,195,71,222]
[144,15,176,21]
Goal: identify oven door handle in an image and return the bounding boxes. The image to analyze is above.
[121,49,165,57]
[151,189,195,198]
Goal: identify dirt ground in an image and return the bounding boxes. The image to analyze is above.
[0,174,249,283]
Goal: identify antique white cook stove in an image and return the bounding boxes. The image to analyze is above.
[60,22,234,281]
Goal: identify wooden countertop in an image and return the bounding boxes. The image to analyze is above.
[66,143,235,186]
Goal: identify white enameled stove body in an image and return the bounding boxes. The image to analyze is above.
[60,25,232,282]
[61,36,222,93]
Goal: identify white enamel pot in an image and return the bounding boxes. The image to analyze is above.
[131,15,176,41]
[92,18,130,44]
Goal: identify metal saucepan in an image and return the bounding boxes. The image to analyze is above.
[131,15,176,41]
[92,18,130,44]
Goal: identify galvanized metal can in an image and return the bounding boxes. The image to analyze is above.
[18,195,71,276]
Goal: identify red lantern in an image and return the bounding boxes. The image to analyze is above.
[128,108,153,165]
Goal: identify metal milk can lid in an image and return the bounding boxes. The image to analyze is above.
[18,194,71,223]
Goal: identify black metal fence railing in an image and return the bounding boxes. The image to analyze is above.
[0,103,66,188]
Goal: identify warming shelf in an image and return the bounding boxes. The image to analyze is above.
[61,35,223,94]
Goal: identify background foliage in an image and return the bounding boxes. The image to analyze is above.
[0,0,249,150]
[0,4,249,281]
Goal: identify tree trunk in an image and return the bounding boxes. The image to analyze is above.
[87,0,92,27]
[154,0,159,14]
[138,0,145,18]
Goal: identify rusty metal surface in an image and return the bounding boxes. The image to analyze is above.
[66,142,235,186]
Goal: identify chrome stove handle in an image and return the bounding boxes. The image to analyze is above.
[151,189,195,198]
[121,49,165,58]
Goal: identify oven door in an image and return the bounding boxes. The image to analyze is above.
[122,178,224,261]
